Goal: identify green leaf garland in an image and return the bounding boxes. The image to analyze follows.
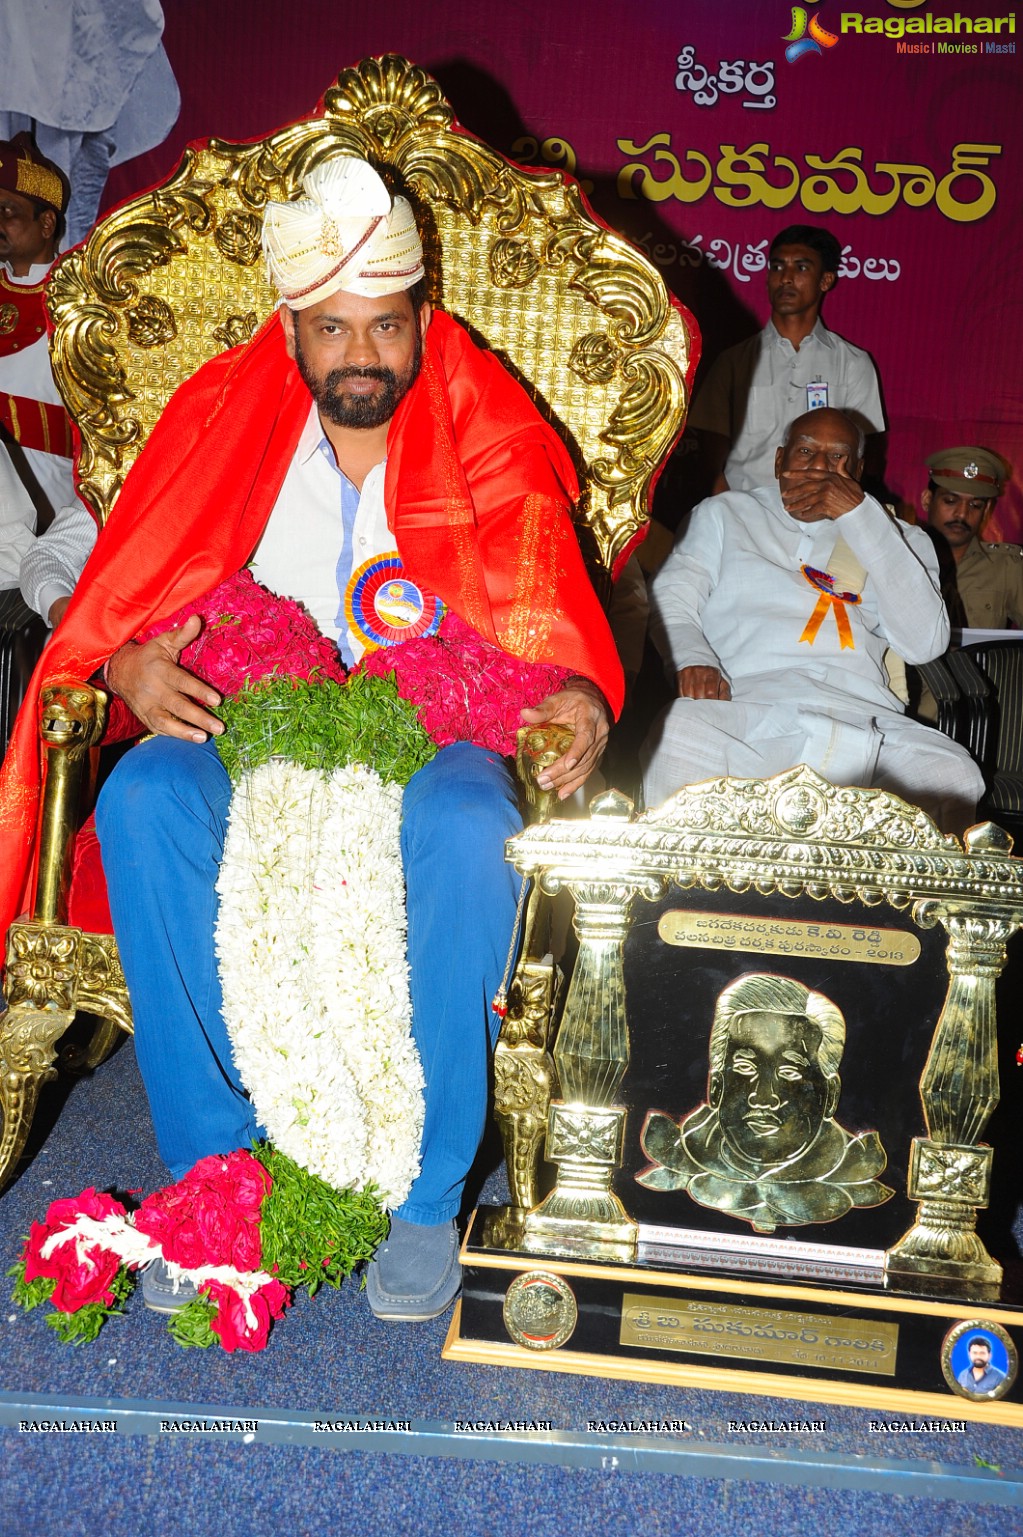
[252,1145,389,1295]
[216,672,436,787]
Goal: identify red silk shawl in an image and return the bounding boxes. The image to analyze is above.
[0,309,623,937]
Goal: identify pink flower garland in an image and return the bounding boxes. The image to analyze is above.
[15,1154,292,1353]
[134,1150,270,1274]
[135,569,347,696]
[136,569,572,755]
[359,609,572,755]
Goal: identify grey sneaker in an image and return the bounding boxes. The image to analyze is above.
[365,1217,460,1322]
[141,1257,199,1313]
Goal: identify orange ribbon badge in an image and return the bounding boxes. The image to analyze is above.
[799,565,860,650]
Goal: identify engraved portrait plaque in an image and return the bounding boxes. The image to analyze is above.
[619,882,951,1253]
[636,972,895,1234]
[503,1270,579,1351]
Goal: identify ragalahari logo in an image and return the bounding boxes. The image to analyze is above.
[783,5,840,62]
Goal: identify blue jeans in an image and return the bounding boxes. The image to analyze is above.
[96,736,522,1223]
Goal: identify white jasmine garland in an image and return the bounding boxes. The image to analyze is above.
[215,757,425,1206]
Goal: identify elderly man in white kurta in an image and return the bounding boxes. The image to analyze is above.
[642,408,984,833]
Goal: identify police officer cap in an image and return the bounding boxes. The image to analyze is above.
[925,446,1007,499]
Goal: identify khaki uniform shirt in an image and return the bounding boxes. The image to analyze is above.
[955,538,1023,630]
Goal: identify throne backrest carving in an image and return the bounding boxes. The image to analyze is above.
[46,54,697,587]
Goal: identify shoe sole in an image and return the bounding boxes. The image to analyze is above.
[142,1296,195,1315]
[368,1294,461,1323]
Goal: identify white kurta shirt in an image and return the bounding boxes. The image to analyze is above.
[649,483,948,724]
[688,321,885,493]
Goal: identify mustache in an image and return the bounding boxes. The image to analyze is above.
[324,366,395,386]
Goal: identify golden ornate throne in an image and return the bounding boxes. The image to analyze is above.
[0,56,697,1192]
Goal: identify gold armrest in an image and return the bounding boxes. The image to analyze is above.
[35,683,107,924]
[515,723,575,824]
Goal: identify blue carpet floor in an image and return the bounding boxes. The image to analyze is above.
[0,1036,1020,1535]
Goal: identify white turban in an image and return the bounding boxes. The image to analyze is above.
[261,156,424,308]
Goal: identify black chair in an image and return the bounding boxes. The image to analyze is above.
[0,590,46,763]
[946,641,1023,842]
[910,654,989,747]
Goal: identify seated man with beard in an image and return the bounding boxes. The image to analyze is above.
[0,156,623,1321]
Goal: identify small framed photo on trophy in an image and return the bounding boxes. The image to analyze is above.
[943,1320,1018,1401]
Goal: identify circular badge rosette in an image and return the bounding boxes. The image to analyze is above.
[345,552,444,653]
[800,565,861,606]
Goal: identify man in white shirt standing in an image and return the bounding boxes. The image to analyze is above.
[0,133,96,631]
[642,409,983,834]
[688,226,885,495]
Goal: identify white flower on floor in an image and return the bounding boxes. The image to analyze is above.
[215,758,424,1206]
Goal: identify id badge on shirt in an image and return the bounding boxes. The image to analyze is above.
[806,379,829,411]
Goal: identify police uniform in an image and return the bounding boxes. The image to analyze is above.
[925,445,1018,631]
[954,538,1023,630]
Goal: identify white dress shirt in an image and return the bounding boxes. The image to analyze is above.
[688,320,885,493]
[249,404,391,660]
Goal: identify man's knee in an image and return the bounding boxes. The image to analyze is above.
[402,744,520,860]
[874,728,985,836]
[96,737,230,851]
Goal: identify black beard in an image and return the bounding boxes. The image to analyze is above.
[293,325,422,429]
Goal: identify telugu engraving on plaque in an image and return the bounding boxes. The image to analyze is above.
[658,912,921,966]
[620,1294,898,1375]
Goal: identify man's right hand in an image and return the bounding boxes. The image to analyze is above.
[105,612,223,740]
[677,665,731,701]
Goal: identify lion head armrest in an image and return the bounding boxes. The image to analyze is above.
[34,683,107,925]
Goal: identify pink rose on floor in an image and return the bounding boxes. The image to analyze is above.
[187,1150,271,1217]
[33,1186,125,1237]
[191,1192,261,1272]
[134,1180,198,1254]
[202,1278,290,1352]
[46,1240,122,1312]
[20,1189,127,1312]
[21,1187,128,1310]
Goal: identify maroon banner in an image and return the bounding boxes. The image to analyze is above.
[101,0,1021,538]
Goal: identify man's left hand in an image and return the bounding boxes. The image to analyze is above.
[520,680,611,799]
[780,469,864,523]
